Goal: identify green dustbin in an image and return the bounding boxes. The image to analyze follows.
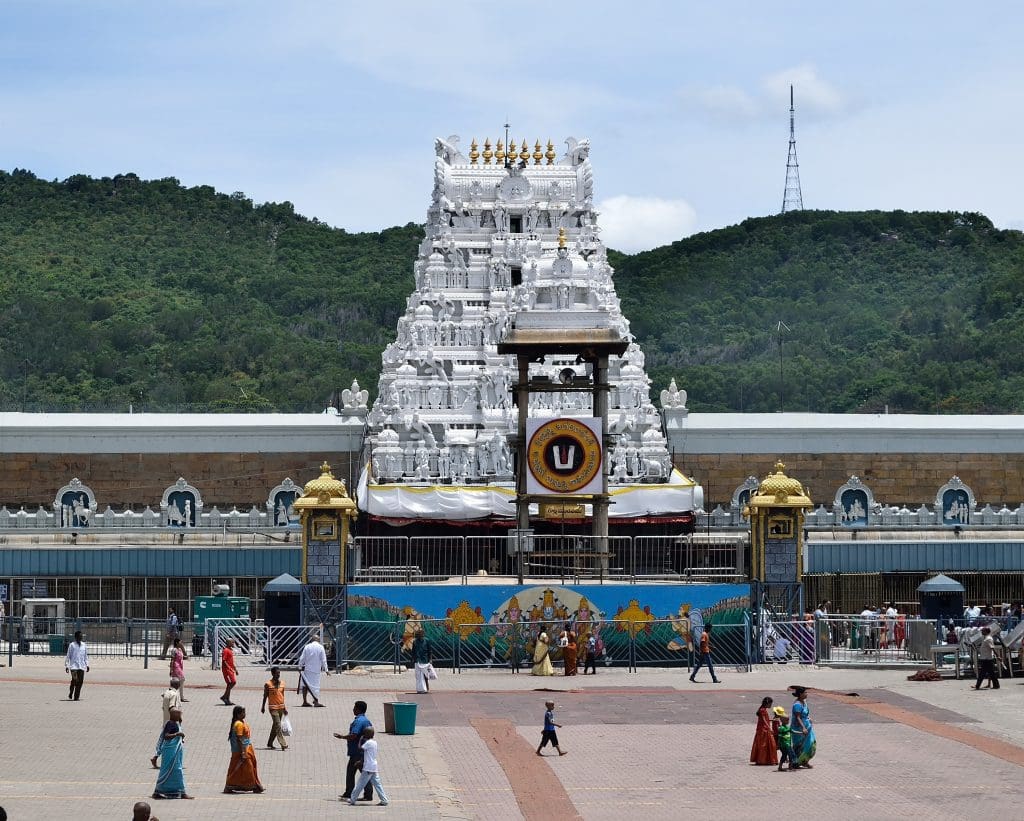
[49,634,66,654]
[391,701,417,735]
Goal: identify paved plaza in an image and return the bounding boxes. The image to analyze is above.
[2,655,1023,820]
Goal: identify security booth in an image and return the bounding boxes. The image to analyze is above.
[20,597,67,653]
[918,574,965,623]
[263,573,302,628]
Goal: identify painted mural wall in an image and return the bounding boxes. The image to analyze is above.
[346,583,750,667]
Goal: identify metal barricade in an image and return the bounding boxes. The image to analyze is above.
[207,619,260,669]
[336,617,454,670]
[814,614,936,665]
[630,617,751,671]
[265,625,323,667]
[409,536,466,581]
[350,536,410,583]
[454,622,523,670]
[465,536,513,580]
[757,617,818,665]
[521,535,631,582]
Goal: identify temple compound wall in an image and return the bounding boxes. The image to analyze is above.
[4,411,1024,512]
[680,453,1024,509]
[666,411,1024,509]
[0,412,365,510]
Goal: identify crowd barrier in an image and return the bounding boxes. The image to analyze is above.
[3,614,981,672]
[351,534,744,584]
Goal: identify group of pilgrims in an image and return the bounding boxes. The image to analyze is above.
[150,633,331,801]
[750,686,818,770]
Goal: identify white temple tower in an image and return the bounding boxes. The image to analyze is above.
[358,135,702,527]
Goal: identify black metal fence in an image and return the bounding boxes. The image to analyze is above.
[0,617,205,667]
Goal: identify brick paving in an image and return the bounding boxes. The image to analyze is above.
[1,657,1023,819]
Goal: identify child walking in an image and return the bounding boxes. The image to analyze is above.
[347,727,389,806]
[774,706,794,771]
[536,701,568,756]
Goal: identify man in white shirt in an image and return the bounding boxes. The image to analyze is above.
[64,630,90,701]
[964,604,981,621]
[884,603,898,648]
[297,634,328,707]
[974,627,1001,690]
[151,678,182,768]
[773,635,791,662]
[859,607,877,654]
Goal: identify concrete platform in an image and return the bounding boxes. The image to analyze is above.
[2,657,1023,819]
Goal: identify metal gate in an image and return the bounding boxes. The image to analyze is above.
[207,619,260,669]
[264,625,324,667]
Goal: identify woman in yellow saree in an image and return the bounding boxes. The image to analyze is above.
[224,706,265,794]
[532,632,554,676]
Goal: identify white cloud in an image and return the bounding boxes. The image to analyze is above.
[687,85,760,122]
[681,64,846,124]
[761,64,845,115]
[597,195,698,253]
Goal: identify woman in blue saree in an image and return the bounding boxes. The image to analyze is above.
[790,686,816,768]
[153,708,194,800]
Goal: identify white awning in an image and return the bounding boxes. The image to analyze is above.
[357,468,702,521]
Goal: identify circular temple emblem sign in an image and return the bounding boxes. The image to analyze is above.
[526,417,603,495]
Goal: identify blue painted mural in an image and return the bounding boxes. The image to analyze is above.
[346,583,750,667]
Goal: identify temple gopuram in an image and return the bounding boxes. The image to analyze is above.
[357,134,702,535]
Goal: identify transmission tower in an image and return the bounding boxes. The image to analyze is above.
[781,84,803,213]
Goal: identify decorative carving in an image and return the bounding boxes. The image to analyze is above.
[341,379,369,409]
[660,378,687,409]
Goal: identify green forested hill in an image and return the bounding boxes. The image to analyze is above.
[0,170,421,411]
[1,170,1022,413]
[612,209,1024,412]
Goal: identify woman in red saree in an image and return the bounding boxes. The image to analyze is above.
[224,706,264,794]
[750,697,779,765]
[563,631,578,676]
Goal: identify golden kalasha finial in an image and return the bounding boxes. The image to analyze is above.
[495,138,505,164]
[469,138,479,164]
[320,462,333,476]
[545,139,556,165]
[483,138,493,164]
[533,140,543,165]
[519,139,530,163]
[558,227,567,249]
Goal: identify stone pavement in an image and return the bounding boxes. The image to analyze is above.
[2,655,1023,819]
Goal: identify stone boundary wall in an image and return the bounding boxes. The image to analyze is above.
[0,451,359,509]
[678,452,1024,509]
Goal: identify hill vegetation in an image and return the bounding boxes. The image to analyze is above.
[1,170,1022,413]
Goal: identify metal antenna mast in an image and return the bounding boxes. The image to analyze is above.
[781,84,803,213]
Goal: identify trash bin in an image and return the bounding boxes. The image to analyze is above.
[382,702,396,734]
[49,634,66,654]
[391,701,417,735]
[192,634,205,657]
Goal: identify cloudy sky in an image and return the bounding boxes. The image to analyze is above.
[2,2,1020,252]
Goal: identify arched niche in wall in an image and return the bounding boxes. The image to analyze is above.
[935,476,975,526]
[160,478,204,528]
[833,475,877,528]
[53,478,97,528]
